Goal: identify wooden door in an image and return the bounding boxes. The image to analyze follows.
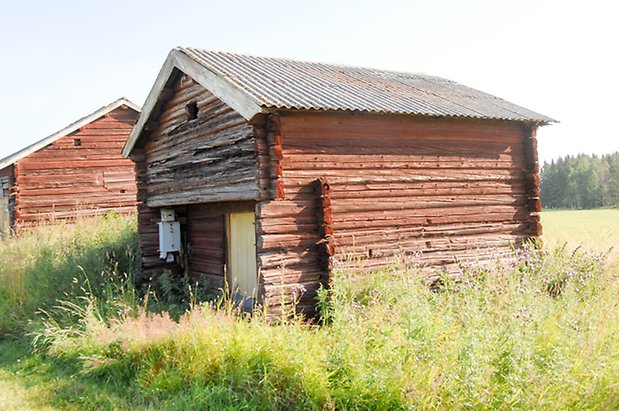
[226,211,257,299]
[0,197,8,238]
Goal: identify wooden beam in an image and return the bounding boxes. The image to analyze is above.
[173,50,264,121]
[315,177,334,288]
[123,49,264,157]
[523,125,542,237]
[122,53,178,157]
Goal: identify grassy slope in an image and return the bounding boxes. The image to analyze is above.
[0,211,617,410]
[0,215,138,411]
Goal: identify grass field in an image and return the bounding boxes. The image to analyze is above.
[0,210,617,410]
[542,209,619,268]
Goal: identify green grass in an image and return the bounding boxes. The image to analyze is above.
[0,210,618,410]
[0,213,138,337]
[0,351,55,411]
[0,340,149,410]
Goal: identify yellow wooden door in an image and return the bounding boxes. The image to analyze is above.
[0,197,8,239]
[227,211,257,298]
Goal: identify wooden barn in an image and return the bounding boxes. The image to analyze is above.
[122,48,554,315]
[0,98,140,237]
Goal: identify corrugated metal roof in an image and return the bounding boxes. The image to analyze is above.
[179,47,554,124]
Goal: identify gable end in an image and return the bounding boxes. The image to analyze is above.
[122,49,264,157]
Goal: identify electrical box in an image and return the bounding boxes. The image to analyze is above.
[160,208,176,222]
[158,209,181,261]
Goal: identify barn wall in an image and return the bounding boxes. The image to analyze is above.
[142,74,258,208]
[12,106,138,227]
[257,111,538,315]
[130,177,249,296]
[255,114,324,316]
[131,147,170,283]
[0,166,12,183]
[134,74,260,294]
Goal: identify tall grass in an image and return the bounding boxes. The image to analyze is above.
[33,244,619,410]
[1,211,617,409]
[0,214,138,337]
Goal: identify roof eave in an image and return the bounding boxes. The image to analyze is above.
[122,49,265,157]
[0,98,140,171]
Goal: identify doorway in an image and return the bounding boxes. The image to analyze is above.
[0,197,8,238]
[226,211,258,302]
[0,176,9,238]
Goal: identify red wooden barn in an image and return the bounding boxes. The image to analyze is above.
[0,98,140,236]
[122,48,554,315]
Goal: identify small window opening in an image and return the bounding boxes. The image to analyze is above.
[0,177,8,199]
[120,189,126,194]
[186,101,199,120]
[73,138,81,147]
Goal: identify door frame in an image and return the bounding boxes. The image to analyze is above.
[0,175,10,238]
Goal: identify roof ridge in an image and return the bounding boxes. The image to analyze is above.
[123,48,555,157]
[0,98,141,170]
[178,47,447,82]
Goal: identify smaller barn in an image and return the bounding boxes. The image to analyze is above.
[0,98,140,237]
[123,48,554,316]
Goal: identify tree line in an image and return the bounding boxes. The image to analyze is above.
[540,152,619,209]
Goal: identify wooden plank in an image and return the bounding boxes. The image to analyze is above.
[142,79,259,207]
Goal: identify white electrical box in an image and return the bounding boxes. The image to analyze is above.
[158,209,181,261]
[158,221,181,260]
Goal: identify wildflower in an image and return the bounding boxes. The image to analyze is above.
[291,284,307,302]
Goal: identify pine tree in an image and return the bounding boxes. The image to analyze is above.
[540,151,619,209]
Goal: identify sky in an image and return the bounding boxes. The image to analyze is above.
[1,0,618,164]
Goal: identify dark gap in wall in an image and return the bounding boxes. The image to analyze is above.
[186,101,199,120]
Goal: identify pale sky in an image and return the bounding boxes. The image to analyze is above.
[1,0,617,164]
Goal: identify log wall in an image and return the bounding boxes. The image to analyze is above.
[12,106,138,227]
[255,114,324,316]
[133,74,260,294]
[142,74,258,208]
[132,78,541,318]
[131,147,169,283]
[257,111,538,315]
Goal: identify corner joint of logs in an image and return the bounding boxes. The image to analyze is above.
[314,177,334,287]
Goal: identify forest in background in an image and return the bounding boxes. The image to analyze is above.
[540,152,619,209]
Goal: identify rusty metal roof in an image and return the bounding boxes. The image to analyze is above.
[179,47,554,124]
